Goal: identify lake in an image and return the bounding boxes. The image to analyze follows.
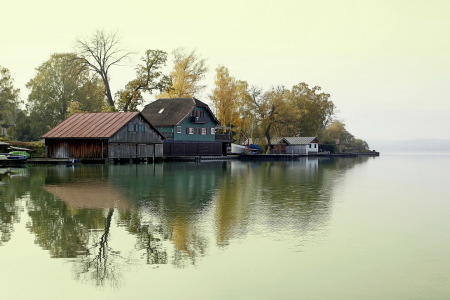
[1,155,449,299]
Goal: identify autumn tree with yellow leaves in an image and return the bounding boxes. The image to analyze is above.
[158,48,208,98]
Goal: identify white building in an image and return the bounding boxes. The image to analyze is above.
[271,137,320,155]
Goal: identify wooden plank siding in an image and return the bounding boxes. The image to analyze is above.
[109,115,163,144]
[46,139,108,159]
[44,114,164,159]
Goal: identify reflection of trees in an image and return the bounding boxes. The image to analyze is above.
[73,209,124,288]
[170,215,208,267]
[118,210,169,265]
[1,157,374,287]
[26,191,105,258]
[0,170,29,246]
[27,186,124,287]
[110,163,222,266]
[213,157,371,246]
[22,166,124,287]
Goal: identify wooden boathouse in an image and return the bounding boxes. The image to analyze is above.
[41,112,165,160]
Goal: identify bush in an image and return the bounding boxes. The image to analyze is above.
[7,140,45,157]
[319,143,336,153]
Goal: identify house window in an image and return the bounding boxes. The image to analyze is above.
[200,128,207,135]
[187,127,195,135]
[211,127,216,135]
[138,124,145,132]
[191,110,205,117]
[176,126,182,134]
[309,144,311,148]
[314,144,317,148]
[128,124,136,132]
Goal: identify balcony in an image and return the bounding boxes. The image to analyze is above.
[215,134,232,142]
[190,116,208,124]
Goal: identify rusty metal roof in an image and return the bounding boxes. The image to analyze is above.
[42,112,140,138]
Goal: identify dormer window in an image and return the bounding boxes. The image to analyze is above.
[191,110,204,117]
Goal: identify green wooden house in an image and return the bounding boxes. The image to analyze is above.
[141,98,230,156]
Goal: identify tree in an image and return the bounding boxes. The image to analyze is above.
[8,109,33,141]
[288,82,334,136]
[158,48,207,98]
[0,65,21,131]
[320,120,369,152]
[76,30,131,108]
[26,53,105,140]
[210,66,249,139]
[116,49,171,112]
[247,86,298,152]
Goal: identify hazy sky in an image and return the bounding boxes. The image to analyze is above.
[2,0,449,144]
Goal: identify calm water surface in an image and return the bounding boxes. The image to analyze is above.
[1,155,449,299]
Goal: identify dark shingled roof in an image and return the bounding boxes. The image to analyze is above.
[42,112,148,138]
[141,98,219,126]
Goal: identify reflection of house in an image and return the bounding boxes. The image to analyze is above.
[44,183,130,210]
[42,112,164,160]
[141,98,230,156]
[271,137,320,155]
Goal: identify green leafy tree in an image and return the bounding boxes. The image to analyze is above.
[8,109,33,141]
[116,49,171,112]
[247,86,298,151]
[288,82,334,136]
[26,53,105,140]
[0,65,21,135]
[321,120,369,152]
[158,48,208,98]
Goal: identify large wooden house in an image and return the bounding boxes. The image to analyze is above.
[141,98,231,156]
[42,112,164,160]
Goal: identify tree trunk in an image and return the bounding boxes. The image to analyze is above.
[103,77,115,108]
[265,124,272,154]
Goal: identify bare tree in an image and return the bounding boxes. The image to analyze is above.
[75,30,131,108]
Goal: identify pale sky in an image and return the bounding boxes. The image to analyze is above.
[2,0,450,144]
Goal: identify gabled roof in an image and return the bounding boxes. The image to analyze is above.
[273,137,319,145]
[141,97,220,126]
[42,112,155,139]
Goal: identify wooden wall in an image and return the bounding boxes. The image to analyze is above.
[163,141,223,156]
[109,115,163,144]
[46,140,108,159]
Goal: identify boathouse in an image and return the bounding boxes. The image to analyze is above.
[141,98,231,156]
[42,112,164,160]
[271,137,320,155]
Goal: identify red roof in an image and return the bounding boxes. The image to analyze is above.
[42,112,140,138]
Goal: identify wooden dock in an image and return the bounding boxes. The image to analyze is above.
[23,151,380,165]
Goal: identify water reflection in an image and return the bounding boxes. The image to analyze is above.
[0,168,29,246]
[0,157,371,287]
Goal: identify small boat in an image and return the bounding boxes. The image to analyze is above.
[8,151,30,159]
[0,143,30,165]
[0,153,28,160]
